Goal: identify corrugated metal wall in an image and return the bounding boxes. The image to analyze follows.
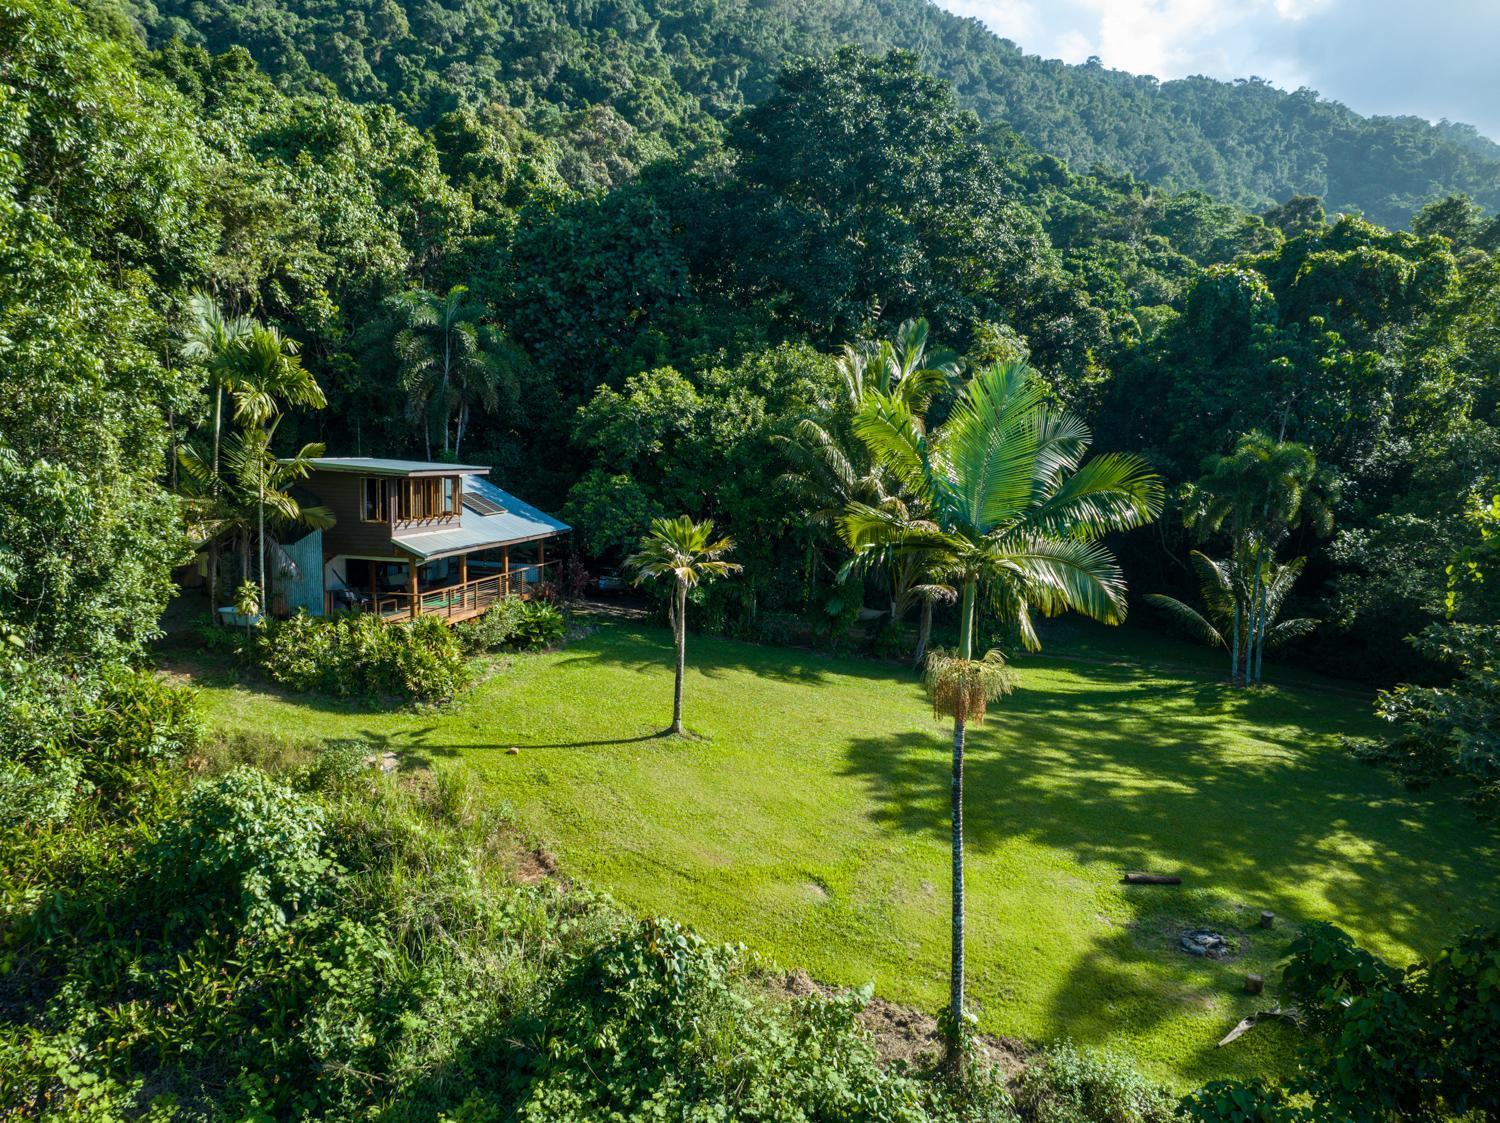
[279,530,325,616]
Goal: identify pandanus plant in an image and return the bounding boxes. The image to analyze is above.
[842,360,1161,1072]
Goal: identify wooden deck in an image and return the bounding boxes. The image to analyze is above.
[328,563,556,624]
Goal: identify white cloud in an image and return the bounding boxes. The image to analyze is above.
[935,0,1500,139]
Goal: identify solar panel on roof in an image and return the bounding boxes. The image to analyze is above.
[463,492,505,516]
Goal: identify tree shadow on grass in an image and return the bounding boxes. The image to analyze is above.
[553,622,924,688]
[838,664,1499,1076]
[386,728,681,769]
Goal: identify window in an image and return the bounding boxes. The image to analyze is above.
[362,478,386,521]
[442,476,455,514]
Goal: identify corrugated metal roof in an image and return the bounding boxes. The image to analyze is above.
[465,477,570,535]
[393,478,569,560]
[300,457,491,477]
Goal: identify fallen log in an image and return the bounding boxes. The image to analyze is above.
[1121,872,1182,885]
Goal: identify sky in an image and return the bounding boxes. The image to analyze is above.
[933,0,1500,142]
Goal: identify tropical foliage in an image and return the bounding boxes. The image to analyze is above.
[1146,550,1317,669]
[251,611,471,703]
[1183,924,1500,1122]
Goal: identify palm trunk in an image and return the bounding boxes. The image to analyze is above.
[211,384,223,489]
[944,578,977,1075]
[1253,554,1269,684]
[1248,545,1266,685]
[441,328,452,457]
[258,462,267,624]
[208,384,224,618]
[946,710,967,1076]
[671,580,687,735]
[455,399,468,457]
[914,597,933,667]
[1230,599,1242,684]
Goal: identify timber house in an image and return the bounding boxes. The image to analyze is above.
[275,458,569,623]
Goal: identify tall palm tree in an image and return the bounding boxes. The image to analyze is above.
[178,426,334,605]
[1146,548,1317,668]
[223,325,326,614]
[843,360,1161,1073]
[227,325,326,427]
[387,285,505,458]
[1182,432,1336,684]
[179,292,252,610]
[626,516,741,736]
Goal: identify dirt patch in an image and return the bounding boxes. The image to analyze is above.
[770,969,1028,1076]
[801,878,831,902]
[514,846,561,884]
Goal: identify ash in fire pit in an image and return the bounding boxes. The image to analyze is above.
[1180,929,1232,959]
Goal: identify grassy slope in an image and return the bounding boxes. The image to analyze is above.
[191,617,1500,1089]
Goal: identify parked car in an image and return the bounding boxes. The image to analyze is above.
[594,567,626,594]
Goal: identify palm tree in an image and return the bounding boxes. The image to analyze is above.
[178,292,251,610]
[779,318,959,657]
[1146,548,1317,668]
[626,516,741,736]
[1181,432,1336,684]
[178,426,334,608]
[387,285,506,458]
[843,360,1161,1073]
[221,325,327,615]
[226,325,326,427]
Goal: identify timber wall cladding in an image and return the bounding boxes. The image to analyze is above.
[312,472,397,557]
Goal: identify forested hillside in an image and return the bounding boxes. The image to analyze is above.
[117,0,1500,226]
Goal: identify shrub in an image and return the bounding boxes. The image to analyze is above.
[506,917,938,1122]
[143,767,334,929]
[459,599,565,654]
[0,659,202,825]
[253,610,470,703]
[1350,622,1500,815]
[1182,923,1500,1122]
[1012,1042,1175,1123]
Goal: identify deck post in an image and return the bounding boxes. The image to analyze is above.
[458,554,468,614]
[370,565,378,615]
[503,547,510,597]
[408,558,419,620]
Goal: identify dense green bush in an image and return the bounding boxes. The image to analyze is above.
[0,659,202,825]
[1012,1042,1175,1123]
[2,747,1046,1121]
[505,919,943,1122]
[144,767,334,928]
[252,611,470,703]
[1351,622,1500,815]
[459,599,566,654]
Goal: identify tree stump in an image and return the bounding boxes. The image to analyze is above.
[1245,974,1265,995]
[1260,910,1275,929]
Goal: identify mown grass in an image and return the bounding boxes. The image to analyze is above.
[186,615,1500,1089]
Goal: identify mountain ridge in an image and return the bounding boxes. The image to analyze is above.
[118,0,1500,226]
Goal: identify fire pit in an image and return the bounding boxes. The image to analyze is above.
[1180,929,1232,959]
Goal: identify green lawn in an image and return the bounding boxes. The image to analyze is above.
[188,616,1500,1089]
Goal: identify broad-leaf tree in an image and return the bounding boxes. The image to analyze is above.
[843,360,1161,1072]
[627,516,740,736]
